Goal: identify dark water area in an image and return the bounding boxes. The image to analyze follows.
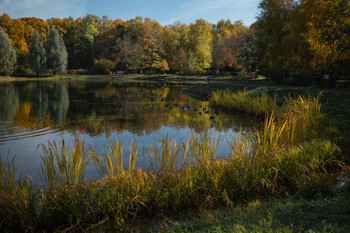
[0,80,256,184]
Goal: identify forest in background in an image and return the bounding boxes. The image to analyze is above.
[0,0,349,85]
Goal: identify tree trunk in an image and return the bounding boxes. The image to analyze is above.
[149,47,153,74]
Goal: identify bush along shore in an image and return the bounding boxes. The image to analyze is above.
[0,91,346,232]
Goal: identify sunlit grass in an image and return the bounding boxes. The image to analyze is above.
[210,89,278,116]
[145,133,189,176]
[39,135,90,186]
[92,133,139,178]
[156,187,350,233]
[0,156,16,192]
[211,89,327,152]
[189,129,221,164]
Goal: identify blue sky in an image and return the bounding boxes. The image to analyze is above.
[0,0,261,26]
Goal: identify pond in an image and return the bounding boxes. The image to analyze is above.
[0,79,256,184]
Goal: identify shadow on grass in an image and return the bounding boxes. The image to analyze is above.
[158,188,350,232]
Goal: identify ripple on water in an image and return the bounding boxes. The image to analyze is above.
[0,126,61,143]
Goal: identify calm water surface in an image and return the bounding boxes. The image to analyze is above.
[0,80,255,184]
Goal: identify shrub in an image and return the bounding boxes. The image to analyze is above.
[90,59,115,74]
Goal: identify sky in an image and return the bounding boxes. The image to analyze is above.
[0,0,261,26]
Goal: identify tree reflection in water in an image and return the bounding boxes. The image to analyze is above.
[0,80,255,183]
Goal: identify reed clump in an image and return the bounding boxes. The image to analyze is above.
[38,184,93,231]
[91,133,139,178]
[91,170,153,228]
[39,135,89,186]
[0,156,16,192]
[211,89,327,149]
[189,129,221,164]
[145,133,189,176]
[210,89,278,116]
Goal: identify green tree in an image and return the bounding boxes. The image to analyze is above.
[29,30,46,76]
[46,27,68,74]
[70,16,100,69]
[0,27,17,75]
[82,15,101,63]
[47,17,79,69]
[16,50,31,74]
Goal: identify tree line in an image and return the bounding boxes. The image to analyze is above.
[0,13,250,76]
[256,0,350,85]
[0,0,349,83]
[0,25,67,76]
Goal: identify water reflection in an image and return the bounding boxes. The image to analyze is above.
[0,80,256,183]
[0,83,20,122]
[31,82,69,126]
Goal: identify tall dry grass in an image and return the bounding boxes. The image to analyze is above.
[39,135,89,186]
[92,133,139,178]
[189,129,221,164]
[210,89,278,116]
[0,156,16,192]
[145,133,189,176]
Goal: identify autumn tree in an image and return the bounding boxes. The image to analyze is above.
[212,20,230,70]
[159,59,169,73]
[97,16,123,60]
[46,27,67,74]
[0,27,17,75]
[239,22,258,71]
[111,17,144,72]
[302,0,350,74]
[171,48,188,72]
[279,3,312,71]
[21,17,49,41]
[164,22,190,72]
[256,0,295,81]
[212,20,248,72]
[162,26,180,71]
[29,30,46,76]
[188,19,213,70]
[114,35,141,71]
[0,13,28,51]
[140,18,164,73]
[69,16,100,69]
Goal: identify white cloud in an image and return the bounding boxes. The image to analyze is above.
[0,0,88,19]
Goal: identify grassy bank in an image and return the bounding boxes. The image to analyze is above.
[0,74,144,82]
[157,185,350,232]
[188,79,350,161]
[0,92,347,232]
